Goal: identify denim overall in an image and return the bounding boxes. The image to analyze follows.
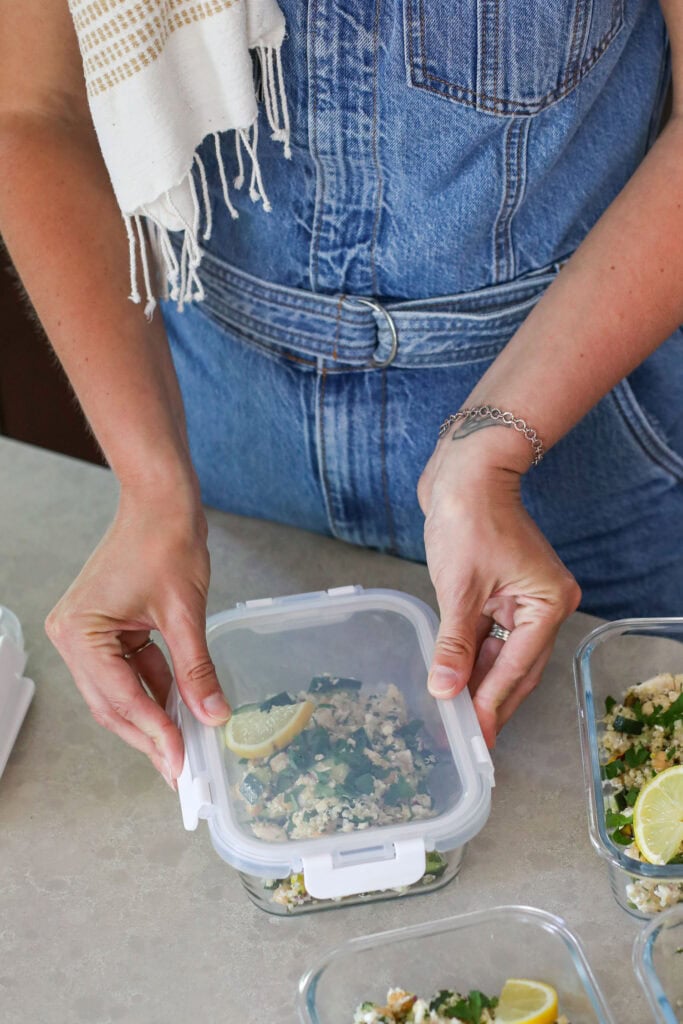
[163,0,683,618]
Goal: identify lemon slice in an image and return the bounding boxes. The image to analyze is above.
[633,764,683,865]
[224,700,314,759]
[496,979,559,1024]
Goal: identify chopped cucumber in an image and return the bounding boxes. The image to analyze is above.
[239,773,265,805]
[612,714,644,735]
[308,674,362,694]
[425,851,448,878]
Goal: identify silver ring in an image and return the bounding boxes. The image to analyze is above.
[354,296,399,369]
[122,637,155,660]
[488,623,511,643]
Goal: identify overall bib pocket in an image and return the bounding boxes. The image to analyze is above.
[405,0,625,115]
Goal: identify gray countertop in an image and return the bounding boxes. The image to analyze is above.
[0,438,646,1024]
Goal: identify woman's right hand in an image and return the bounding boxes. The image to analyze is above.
[45,483,231,788]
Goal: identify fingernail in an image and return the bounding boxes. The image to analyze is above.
[201,691,231,721]
[428,665,460,696]
[162,760,177,791]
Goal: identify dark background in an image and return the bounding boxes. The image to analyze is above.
[1,238,105,465]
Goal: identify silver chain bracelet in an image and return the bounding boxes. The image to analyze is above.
[438,405,545,466]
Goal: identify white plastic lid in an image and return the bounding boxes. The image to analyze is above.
[0,606,35,780]
[170,587,494,900]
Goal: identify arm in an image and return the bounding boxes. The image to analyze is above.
[0,0,230,784]
[420,0,683,743]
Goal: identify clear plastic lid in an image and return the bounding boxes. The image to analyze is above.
[171,586,494,900]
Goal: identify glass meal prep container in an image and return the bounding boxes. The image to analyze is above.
[297,904,615,1024]
[633,903,683,1024]
[168,586,494,915]
[574,618,683,919]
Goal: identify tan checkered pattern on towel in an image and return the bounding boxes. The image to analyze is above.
[68,0,237,97]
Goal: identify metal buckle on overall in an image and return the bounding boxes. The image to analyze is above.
[354,296,399,369]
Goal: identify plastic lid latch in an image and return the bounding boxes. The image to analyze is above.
[301,838,425,900]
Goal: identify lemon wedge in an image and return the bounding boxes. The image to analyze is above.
[224,700,314,759]
[633,764,683,865]
[496,979,559,1024]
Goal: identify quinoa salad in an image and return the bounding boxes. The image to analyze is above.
[600,672,683,914]
[231,674,440,844]
[352,986,569,1024]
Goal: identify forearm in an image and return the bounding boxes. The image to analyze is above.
[464,114,683,470]
[0,113,195,500]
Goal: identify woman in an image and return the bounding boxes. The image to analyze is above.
[0,0,681,789]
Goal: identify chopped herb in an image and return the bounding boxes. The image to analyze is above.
[606,809,633,828]
[349,772,375,795]
[429,991,456,1012]
[384,778,415,805]
[666,746,678,760]
[660,692,683,729]
[625,786,640,807]
[624,744,649,768]
[605,695,617,714]
[306,726,332,757]
[350,726,369,749]
[444,991,498,1022]
[396,719,423,739]
[274,767,299,794]
[603,758,625,779]
[611,826,634,846]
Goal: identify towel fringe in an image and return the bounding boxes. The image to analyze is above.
[124,44,289,313]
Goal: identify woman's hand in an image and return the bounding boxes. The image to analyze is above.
[45,483,231,787]
[418,427,581,747]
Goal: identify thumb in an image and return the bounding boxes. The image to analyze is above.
[166,615,231,726]
[428,597,480,700]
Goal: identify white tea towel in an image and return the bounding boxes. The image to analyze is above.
[68,0,291,313]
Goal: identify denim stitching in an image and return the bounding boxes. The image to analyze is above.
[308,0,325,292]
[369,0,383,296]
[408,7,623,114]
[380,368,397,554]
[493,118,513,282]
[202,258,552,321]
[332,294,345,359]
[493,0,500,104]
[203,291,541,356]
[194,291,519,369]
[202,284,546,351]
[200,248,557,320]
[565,0,584,85]
[611,381,683,484]
[316,362,342,537]
[202,275,547,333]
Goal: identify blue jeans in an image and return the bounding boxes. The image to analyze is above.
[163,253,683,621]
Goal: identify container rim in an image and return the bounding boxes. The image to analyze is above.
[296,904,616,1024]
[176,586,494,884]
[573,617,683,880]
[632,903,683,1024]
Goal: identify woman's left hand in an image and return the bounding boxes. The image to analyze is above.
[417,427,581,747]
